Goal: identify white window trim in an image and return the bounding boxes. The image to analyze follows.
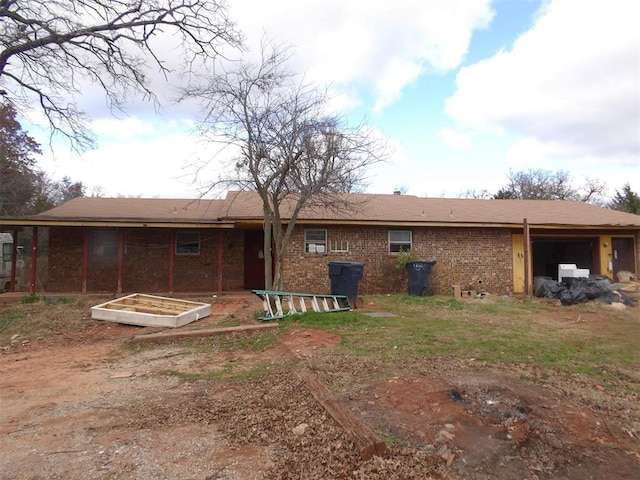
[305,228,327,254]
[329,239,349,253]
[388,230,412,253]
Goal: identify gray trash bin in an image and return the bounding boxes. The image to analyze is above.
[328,261,364,308]
[406,260,436,296]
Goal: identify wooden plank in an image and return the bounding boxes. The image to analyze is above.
[130,323,279,343]
[297,369,389,461]
[102,302,181,315]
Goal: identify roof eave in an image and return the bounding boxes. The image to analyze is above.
[0,219,235,229]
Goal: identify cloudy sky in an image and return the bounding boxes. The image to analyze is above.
[34,0,639,199]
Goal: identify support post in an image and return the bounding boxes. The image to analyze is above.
[523,218,531,297]
[10,229,18,292]
[82,230,89,294]
[117,230,124,294]
[217,230,223,293]
[29,227,38,295]
[168,230,175,293]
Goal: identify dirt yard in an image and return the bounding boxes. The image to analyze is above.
[1,294,639,479]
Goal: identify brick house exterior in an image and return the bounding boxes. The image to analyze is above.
[1,192,639,296]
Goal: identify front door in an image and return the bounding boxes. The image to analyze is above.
[612,237,636,280]
[244,231,265,289]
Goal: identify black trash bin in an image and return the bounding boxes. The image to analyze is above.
[328,261,364,308]
[406,260,437,296]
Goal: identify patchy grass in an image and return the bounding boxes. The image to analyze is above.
[280,294,640,390]
[0,297,95,345]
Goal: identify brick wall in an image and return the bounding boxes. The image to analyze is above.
[48,227,84,291]
[47,227,245,293]
[47,224,636,295]
[219,230,245,291]
[281,225,513,296]
[124,229,170,292]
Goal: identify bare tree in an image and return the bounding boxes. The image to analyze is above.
[0,0,240,150]
[494,169,606,204]
[183,43,387,290]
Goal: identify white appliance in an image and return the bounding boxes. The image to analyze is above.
[557,264,590,282]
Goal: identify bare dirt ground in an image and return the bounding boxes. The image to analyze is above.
[1,294,639,479]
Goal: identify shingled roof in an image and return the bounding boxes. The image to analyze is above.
[32,197,225,224]
[2,191,639,228]
[221,191,640,228]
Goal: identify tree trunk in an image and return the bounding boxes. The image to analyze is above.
[263,209,274,290]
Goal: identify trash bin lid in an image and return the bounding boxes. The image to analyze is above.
[329,261,364,276]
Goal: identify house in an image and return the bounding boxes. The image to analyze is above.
[1,191,639,296]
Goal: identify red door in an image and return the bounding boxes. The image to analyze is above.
[244,231,265,289]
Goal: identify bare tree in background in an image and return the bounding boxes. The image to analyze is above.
[0,0,240,150]
[183,44,387,290]
[493,169,606,204]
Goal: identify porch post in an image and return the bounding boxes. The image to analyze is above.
[217,230,223,293]
[82,230,89,294]
[523,218,531,297]
[10,229,18,292]
[29,227,38,295]
[168,230,175,293]
[117,230,124,294]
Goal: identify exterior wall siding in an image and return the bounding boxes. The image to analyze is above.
[282,225,513,296]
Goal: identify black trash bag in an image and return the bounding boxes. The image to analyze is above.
[560,277,614,306]
[534,277,565,299]
[560,283,588,306]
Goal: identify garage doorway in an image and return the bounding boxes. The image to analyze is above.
[531,238,598,280]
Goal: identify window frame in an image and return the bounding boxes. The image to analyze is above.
[388,230,412,253]
[2,242,13,263]
[329,239,349,253]
[304,228,327,254]
[175,231,201,256]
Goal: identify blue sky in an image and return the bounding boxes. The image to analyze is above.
[33,0,639,200]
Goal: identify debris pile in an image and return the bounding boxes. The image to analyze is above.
[534,276,637,307]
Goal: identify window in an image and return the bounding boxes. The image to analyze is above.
[2,242,13,262]
[92,230,119,258]
[330,239,349,253]
[305,229,327,253]
[388,230,412,253]
[176,231,200,255]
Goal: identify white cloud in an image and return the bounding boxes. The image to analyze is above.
[438,128,472,150]
[445,0,640,163]
[229,0,495,112]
